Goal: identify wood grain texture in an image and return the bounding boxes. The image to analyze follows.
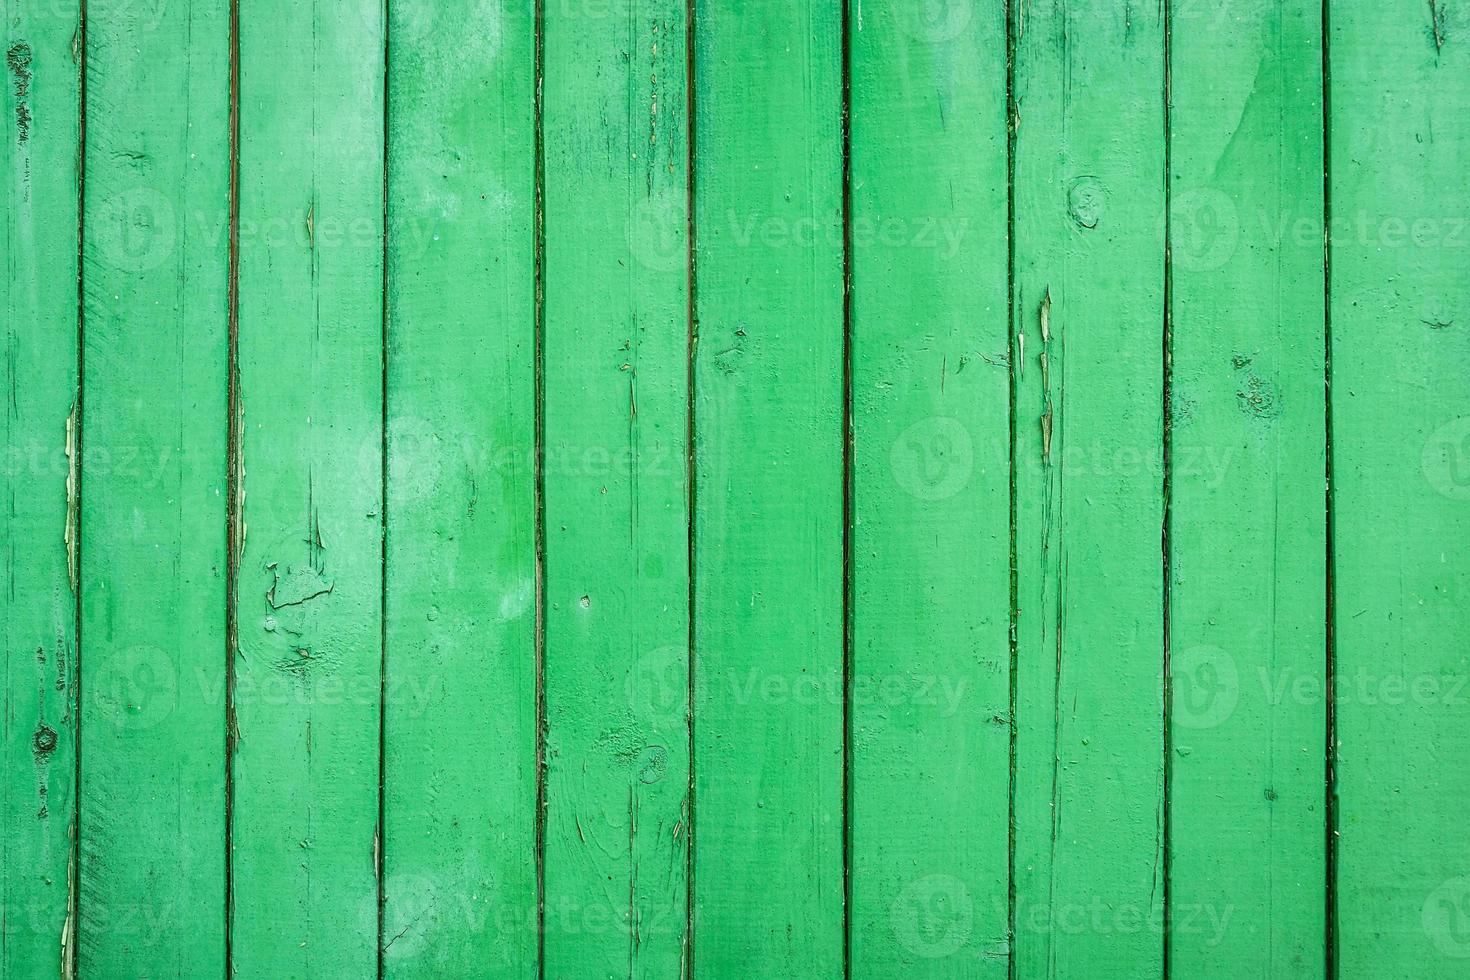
[691,0,845,974]
[382,2,537,976]
[5,6,1470,977]
[1167,0,1327,974]
[78,0,231,974]
[1,1,80,974]
[541,0,691,976]
[847,1,1012,975]
[230,0,385,974]
[1330,1,1470,975]
[1011,2,1168,976]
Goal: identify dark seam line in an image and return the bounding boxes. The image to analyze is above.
[1320,0,1338,974]
[683,0,698,976]
[376,1,391,977]
[70,1,88,975]
[1005,0,1020,974]
[532,0,548,975]
[224,0,242,970]
[839,0,854,977]
[1161,1,1175,975]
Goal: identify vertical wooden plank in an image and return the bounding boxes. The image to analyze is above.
[381,2,537,976]
[692,0,844,974]
[380,0,537,974]
[79,0,232,972]
[1167,0,1327,973]
[541,0,691,976]
[78,0,230,973]
[1331,2,1470,975]
[1011,2,1166,977]
[847,1,1011,975]
[1,1,80,973]
[231,0,384,973]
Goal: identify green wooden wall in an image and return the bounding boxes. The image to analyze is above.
[1,0,1467,976]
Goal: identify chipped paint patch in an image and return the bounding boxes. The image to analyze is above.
[64,400,78,593]
[7,42,33,144]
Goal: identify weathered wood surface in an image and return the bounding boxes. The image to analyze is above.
[383,2,538,977]
[1011,3,1167,977]
[1168,1,1328,976]
[2,3,80,975]
[1,0,1466,976]
[1331,2,1470,978]
[848,2,1011,975]
[79,1,230,974]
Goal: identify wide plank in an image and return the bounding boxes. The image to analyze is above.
[848,1,1012,974]
[1330,1,1470,975]
[231,1,385,973]
[1167,0,1328,973]
[691,0,845,973]
[79,0,230,972]
[381,2,538,976]
[542,0,692,976]
[1,3,81,974]
[1012,3,1168,976]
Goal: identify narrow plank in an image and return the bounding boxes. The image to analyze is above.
[231,0,385,973]
[541,0,691,976]
[692,0,844,973]
[1331,2,1470,975]
[78,0,230,972]
[1167,0,1327,973]
[847,1,1011,975]
[1011,2,1167,976]
[1,2,80,974]
[381,1,538,975]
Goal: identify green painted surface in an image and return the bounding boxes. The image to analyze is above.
[2,3,1469,977]
[1011,3,1167,977]
[1,2,78,975]
[231,0,384,974]
[848,1,1012,975]
[1168,1,1328,975]
[383,2,538,976]
[691,0,845,974]
[1331,1,1470,976]
[79,0,230,974]
[542,0,691,976]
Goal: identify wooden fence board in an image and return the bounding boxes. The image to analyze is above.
[77,1,230,974]
[1331,1,1470,975]
[691,0,845,974]
[541,0,692,976]
[1,2,80,974]
[2,5,1469,977]
[230,0,385,973]
[382,2,538,976]
[1011,3,1168,976]
[848,1,1012,975]
[1167,0,1328,974]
